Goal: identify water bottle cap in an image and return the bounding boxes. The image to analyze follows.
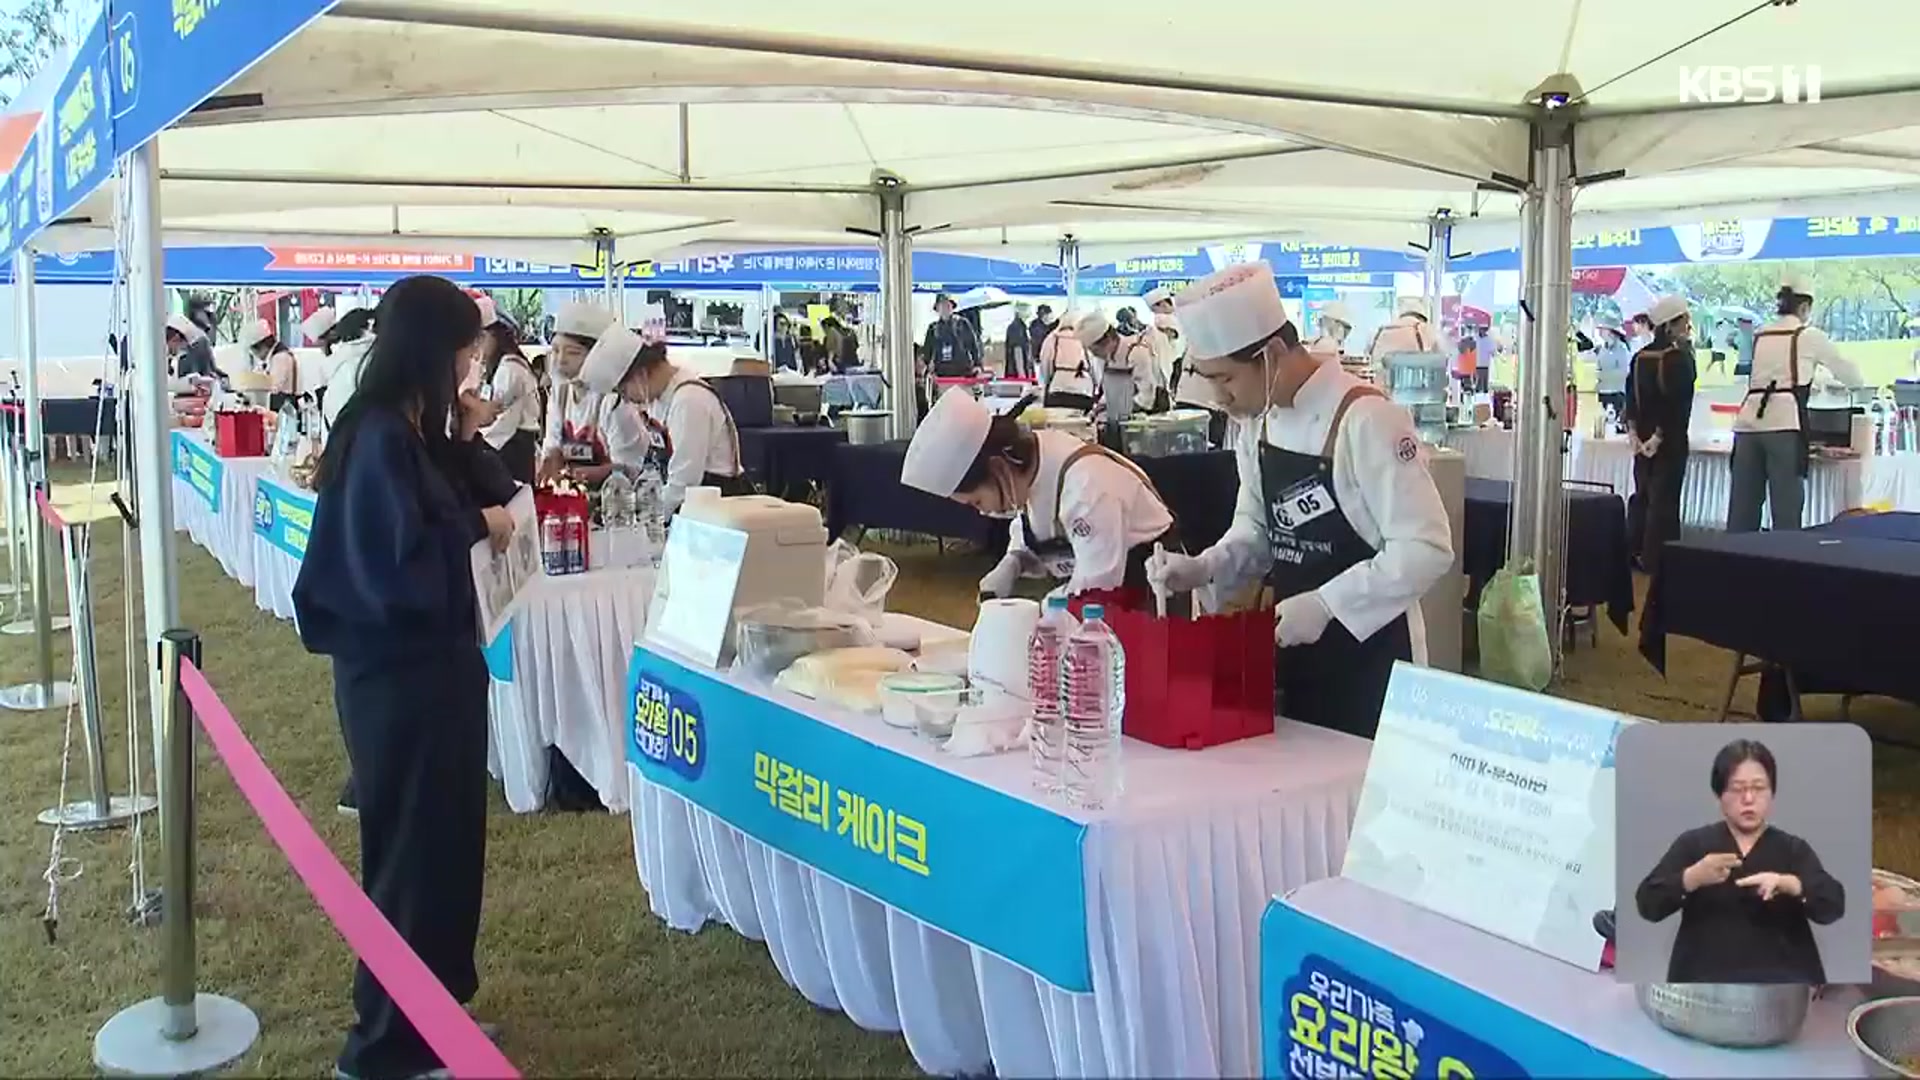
[1045,595,1069,611]
[1083,603,1104,619]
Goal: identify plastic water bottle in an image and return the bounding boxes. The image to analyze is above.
[1060,603,1124,811]
[601,471,636,567]
[1027,595,1077,796]
[635,472,666,565]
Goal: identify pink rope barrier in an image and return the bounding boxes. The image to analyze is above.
[34,487,63,531]
[177,659,519,1080]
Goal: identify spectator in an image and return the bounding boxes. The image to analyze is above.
[923,293,982,376]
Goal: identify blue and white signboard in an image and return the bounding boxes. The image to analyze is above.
[626,646,1094,991]
[251,473,314,560]
[108,0,337,155]
[1340,664,1636,971]
[169,429,222,511]
[46,14,113,228]
[1260,899,1654,1079]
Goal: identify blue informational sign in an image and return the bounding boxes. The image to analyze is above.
[46,14,113,228]
[250,473,313,560]
[108,0,338,156]
[170,429,222,511]
[1260,899,1656,1078]
[626,646,1093,991]
[1454,213,1920,272]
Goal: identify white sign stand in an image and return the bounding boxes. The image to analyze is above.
[643,517,748,669]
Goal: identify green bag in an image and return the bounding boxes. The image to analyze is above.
[1477,561,1554,691]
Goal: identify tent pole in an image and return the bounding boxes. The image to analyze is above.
[128,141,180,793]
[595,231,619,321]
[1423,212,1451,327]
[877,178,915,439]
[1507,101,1576,668]
[1060,236,1079,308]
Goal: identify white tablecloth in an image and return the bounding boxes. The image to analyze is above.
[1284,877,1866,1078]
[489,569,653,813]
[171,435,275,587]
[1569,434,1863,530]
[252,533,301,622]
[630,693,1371,1079]
[1441,427,1516,482]
[1863,452,1920,511]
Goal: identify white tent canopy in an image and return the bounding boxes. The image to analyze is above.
[35,0,1920,265]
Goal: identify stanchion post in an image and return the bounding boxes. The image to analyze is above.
[95,629,259,1076]
[0,479,76,711]
[36,518,155,830]
[0,407,21,602]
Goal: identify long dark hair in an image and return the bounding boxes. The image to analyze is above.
[481,322,526,383]
[315,275,481,489]
[954,395,1039,492]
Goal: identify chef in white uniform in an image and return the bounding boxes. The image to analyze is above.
[302,307,337,349]
[474,297,544,482]
[1145,262,1453,738]
[903,388,1180,605]
[1306,301,1355,358]
[535,301,622,487]
[1367,297,1438,365]
[1039,311,1096,411]
[1075,310,1167,421]
[243,317,301,411]
[1727,273,1864,532]
[580,324,747,513]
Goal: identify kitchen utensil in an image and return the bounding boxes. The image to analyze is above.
[1634,983,1811,1048]
[735,614,867,680]
[878,672,967,730]
[1850,996,1920,1078]
[842,408,892,445]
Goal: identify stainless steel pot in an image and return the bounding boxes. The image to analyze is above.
[842,409,892,446]
[1635,983,1811,1048]
[1850,996,1920,1078]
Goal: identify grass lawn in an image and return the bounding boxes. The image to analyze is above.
[2,470,1918,1076]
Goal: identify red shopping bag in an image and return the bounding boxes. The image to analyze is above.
[1069,590,1275,750]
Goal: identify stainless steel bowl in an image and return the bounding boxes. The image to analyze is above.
[1634,983,1811,1048]
[1849,996,1920,1078]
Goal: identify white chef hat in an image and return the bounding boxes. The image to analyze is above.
[1072,309,1115,347]
[1318,300,1355,329]
[553,301,615,341]
[300,307,337,345]
[474,296,498,328]
[1175,261,1289,359]
[581,323,644,395]
[1647,294,1690,327]
[1780,272,1813,298]
[1143,286,1176,308]
[902,388,992,498]
[241,317,274,349]
[1397,296,1429,319]
[165,313,205,344]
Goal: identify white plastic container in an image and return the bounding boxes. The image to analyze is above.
[676,494,831,613]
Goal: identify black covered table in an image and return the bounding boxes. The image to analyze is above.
[736,425,846,502]
[41,396,117,438]
[1646,514,1920,720]
[1462,478,1634,631]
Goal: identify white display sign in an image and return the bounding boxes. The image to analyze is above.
[470,486,538,643]
[1341,664,1638,971]
[644,517,748,669]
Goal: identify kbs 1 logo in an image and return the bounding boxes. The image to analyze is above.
[1678,65,1822,105]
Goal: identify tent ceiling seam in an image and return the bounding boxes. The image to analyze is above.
[488,109,682,181]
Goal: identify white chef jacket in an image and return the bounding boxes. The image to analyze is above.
[642,367,742,513]
[320,339,375,427]
[267,348,299,395]
[1594,342,1631,396]
[1201,361,1453,661]
[1008,429,1174,594]
[480,355,543,449]
[1041,332,1094,399]
[1733,315,1863,434]
[1100,333,1167,412]
[1367,316,1438,365]
[541,378,604,454]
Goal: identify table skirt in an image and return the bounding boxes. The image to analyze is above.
[1864,453,1920,511]
[629,753,1362,1077]
[1569,436,1861,530]
[172,459,271,586]
[251,536,300,622]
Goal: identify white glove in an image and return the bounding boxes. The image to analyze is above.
[978,552,1026,598]
[1146,547,1212,594]
[1275,592,1333,648]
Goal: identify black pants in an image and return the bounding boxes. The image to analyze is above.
[1631,445,1688,576]
[333,646,490,1079]
[495,429,538,485]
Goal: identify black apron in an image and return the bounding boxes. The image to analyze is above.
[1746,325,1813,477]
[1017,442,1183,596]
[1261,386,1412,740]
[641,379,755,498]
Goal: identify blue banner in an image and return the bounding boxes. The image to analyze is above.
[1260,899,1655,1078]
[108,0,338,156]
[251,472,313,560]
[170,429,222,511]
[1454,214,1920,272]
[626,646,1092,991]
[46,14,113,229]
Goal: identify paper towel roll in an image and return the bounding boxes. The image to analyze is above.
[969,598,1040,698]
